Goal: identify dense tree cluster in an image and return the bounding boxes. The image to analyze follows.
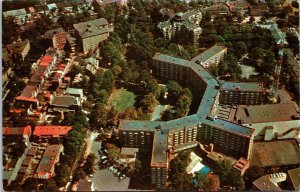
[162,81,193,120]
[214,159,245,190]
[168,152,194,190]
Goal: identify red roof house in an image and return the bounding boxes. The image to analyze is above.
[3,125,32,145]
[33,126,72,141]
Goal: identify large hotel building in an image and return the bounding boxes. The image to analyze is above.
[118,52,269,189]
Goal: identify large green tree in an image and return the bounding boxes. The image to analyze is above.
[214,159,245,190]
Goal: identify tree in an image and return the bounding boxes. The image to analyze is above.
[197,173,220,191]
[119,107,139,120]
[139,93,158,113]
[73,168,86,183]
[83,153,96,175]
[144,78,161,99]
[106,143,120,159]
[169,152,194,190]
[234,41,248,57]
[42,178,58,191]
[214,159,245,190]
[54,163,69,187]
[64,129,84,157]
[243,166,265,189]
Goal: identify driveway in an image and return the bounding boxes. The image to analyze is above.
[89,140,139,191]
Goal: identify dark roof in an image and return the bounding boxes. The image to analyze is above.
[36,144,62,175]
[191,44,227,63]
[151,130,168,166]
[235,103,299,124]
[43,28,66,39]
[50,96,77,107]
[251,140,300,167]
[221,82,264,92]
[73,18,109,38]
[6,40,30,54]
[288,167,300,190]
[253,175,281,191]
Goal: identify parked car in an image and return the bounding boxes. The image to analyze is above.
[100,156,108,160]
[119,174,126,180]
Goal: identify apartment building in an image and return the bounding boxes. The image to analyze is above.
[158,10,202,46]
[73,18,111,54]
[191,44,227,68]
[199,119,254,160]
[150,130,169,189]
[219,82,269,105]
[118,53,262,189]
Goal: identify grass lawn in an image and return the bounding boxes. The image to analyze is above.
[108,88,136,113]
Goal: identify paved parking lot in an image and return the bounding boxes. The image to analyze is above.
[90,140,138,191]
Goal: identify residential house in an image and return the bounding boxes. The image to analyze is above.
[6,40,31,60]
[73,18,112,54]
[96,0,128,5]
[65,87,86,102]
[43,28,67,50]
[33,126,72,142]
[49,95,81,113]
[3,125,32,146]
[35,144,63,179]
[3,8,29,25]
[84,57,99,74]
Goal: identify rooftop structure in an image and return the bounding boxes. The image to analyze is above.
[235,103,299,124]
[244,120,300,141]
[220,82,264,92]
[253,175,281,191]
[50,95,80,107]
[251,140,300,167]
[288,167,300,190]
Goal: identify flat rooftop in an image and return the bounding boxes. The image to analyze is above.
[251,140,300,167]
[151,130,168,166]
[253,175,281,191]
[235,103,299,124]
[220,82,264,91]
[73,18,109,39]
[202,118,254,137]
[191,44,227,63]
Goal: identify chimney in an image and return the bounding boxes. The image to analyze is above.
[209,143,214,153]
